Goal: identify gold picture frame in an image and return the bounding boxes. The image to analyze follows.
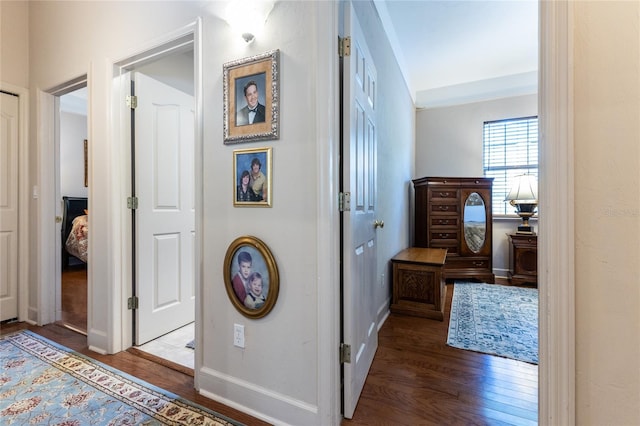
[223,236,280,319]
[223,49,280,144]
[233,147,272,207]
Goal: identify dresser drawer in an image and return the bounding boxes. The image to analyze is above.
[429,230,458,241]
[429,202,459,215]
[428,187,458,200]
[430,216,459,228]
[446,256,490,270]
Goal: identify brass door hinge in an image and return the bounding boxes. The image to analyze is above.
[339,37,351,57]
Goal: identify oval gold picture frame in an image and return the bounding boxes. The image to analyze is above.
[223,236,279,319]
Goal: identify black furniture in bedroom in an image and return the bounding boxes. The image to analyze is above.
[62,196,87,268]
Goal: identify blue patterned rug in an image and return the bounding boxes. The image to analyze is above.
[447,282,538,364]
[0,330,241,425]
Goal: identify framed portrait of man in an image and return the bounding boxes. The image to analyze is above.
[223,49,280,144]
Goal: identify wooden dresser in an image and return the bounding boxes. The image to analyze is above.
[413,177,494,283]
[390,247,448,320]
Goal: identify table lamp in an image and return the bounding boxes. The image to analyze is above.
[505,174,538,234]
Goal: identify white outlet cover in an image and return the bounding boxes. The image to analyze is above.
[234,324,245,348]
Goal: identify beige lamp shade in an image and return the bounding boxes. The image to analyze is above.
[505,174,538,203]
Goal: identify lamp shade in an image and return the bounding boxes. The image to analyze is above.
[505,174,538,203]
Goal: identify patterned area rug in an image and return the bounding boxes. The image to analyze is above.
[0,330,241,425]
[447,282,538,364]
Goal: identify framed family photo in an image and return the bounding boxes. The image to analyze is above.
[233,147,272,207]
[223,236,280,319]
[223,49,280,144]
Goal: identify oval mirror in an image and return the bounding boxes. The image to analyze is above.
[463,192,486,253]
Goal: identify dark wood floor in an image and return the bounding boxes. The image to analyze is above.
[343,282,538,426]
[59,264,87,333]
[2,280,537,426]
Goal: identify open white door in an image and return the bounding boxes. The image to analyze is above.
[133,73,195,345]
[341,2,379,418]
[0,91,19,321]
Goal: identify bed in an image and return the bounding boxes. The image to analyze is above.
[62,196,88,267]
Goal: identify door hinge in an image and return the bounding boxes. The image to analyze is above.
[340,343,351,364]
[128,296,139,310]
[339,36,351,57]
[126,95,138,109]
[127,196,138,209]
[339,192,351,212]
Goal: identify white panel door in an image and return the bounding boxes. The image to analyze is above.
[134,73,195,345]
[342,2,379,418]
[0,92,19,321]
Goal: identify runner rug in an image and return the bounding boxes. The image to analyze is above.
[0,330,241,425]
[447,282,538,364]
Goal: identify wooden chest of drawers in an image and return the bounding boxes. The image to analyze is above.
[413,177,494,283]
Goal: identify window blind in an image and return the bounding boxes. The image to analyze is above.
[483,116,538,215]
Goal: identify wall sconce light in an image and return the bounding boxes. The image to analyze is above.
[225,0,275,44]
[505,174,538,234]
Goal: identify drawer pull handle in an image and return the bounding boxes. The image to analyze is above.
[438,206,449,211]
[438,192,450,197]
[473,261,484,266]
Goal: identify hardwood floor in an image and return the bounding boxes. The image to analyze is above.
[343,282,538,426]
[2,280,537,426]
[59,264,87,333]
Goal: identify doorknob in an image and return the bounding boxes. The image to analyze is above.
[374,219,384,229]
[55,216,62,223]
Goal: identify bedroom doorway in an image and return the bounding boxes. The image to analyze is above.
[57,86,88,335]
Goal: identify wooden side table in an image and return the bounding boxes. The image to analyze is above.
[390,247,448,321]
[508,234,538,286]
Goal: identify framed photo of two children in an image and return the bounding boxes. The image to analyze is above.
[224,236,280,319]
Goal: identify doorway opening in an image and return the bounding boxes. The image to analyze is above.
[115,36,197,372]
[57,87,89,335]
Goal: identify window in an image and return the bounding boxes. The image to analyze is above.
[483,116,538,215]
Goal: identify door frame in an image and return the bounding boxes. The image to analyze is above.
[0,82,29,322]
[111,19,203,379]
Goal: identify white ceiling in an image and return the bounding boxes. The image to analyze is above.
[61,1,539,113]
[374,0,539,108]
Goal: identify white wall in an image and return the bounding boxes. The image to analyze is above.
[573,1,640,423]
[59,111,88,198]
[415,94,537,275]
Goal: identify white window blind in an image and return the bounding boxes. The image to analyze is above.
[483,116,538,215]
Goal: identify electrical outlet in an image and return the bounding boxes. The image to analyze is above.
[233,324,245,348]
